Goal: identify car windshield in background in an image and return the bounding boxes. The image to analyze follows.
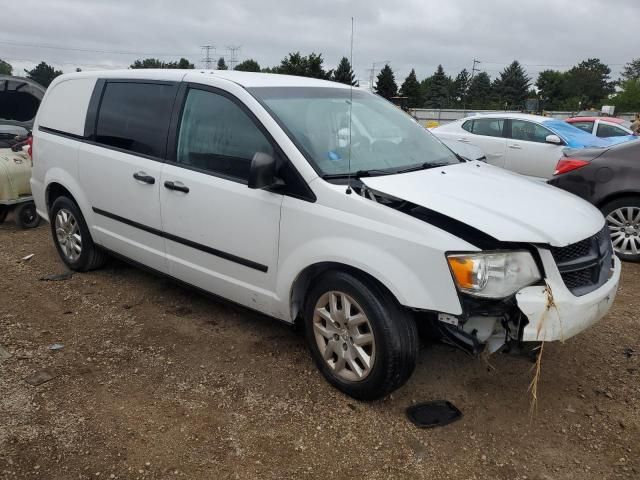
[543,119,611,148]
[249,87,459,177]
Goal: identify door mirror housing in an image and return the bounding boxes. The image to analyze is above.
[248,152,277,189]
[545,134,563,145]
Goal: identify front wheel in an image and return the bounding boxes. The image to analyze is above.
[602,197,640,262]
[304,271,418,401]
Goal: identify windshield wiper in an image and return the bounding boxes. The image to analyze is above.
[322,169,395,179]
[394,162,452,174]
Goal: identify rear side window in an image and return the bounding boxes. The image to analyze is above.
[510,120,553,143]
[176,88,274,181]
[597,123,627,138]
[461,120,473,133]
[470,118,504,137]
[95,82,176,158]
[571,121,594,133]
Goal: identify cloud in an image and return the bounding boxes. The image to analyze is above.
[1,0,636,84]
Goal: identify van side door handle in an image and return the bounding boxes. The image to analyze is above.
[164,180,190,193]
[508,144,522,149]
[133,171,155,184]
[457,138,470,143]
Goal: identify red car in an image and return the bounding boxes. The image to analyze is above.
[566,116,635,138]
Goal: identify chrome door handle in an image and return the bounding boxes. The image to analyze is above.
[457,138,470,143]
[133,171,155,184]
[508,144,522,149]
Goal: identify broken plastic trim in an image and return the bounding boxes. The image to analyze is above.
[406,401,463,428]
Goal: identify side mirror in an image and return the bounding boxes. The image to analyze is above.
[248,152,276,189]
[546,134,563,145]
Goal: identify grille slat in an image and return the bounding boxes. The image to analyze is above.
[549,225,612,296]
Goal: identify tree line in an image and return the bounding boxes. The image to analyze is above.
[2,54,639,112]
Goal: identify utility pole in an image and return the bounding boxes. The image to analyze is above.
[464,58,481,111]
[367,60,391,93]
[201,45,215,69]
[226,45,241,70]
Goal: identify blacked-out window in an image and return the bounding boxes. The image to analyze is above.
[95,82,176,158]
[176,88,274,181]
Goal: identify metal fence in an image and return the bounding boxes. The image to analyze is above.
[410,108,636,127]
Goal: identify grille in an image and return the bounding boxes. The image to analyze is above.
[549,225,613,296]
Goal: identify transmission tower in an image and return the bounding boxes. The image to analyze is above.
[201,45,216,69]
[367,60,391,93]
[226,45,242,70]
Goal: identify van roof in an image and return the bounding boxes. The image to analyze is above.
[54,69,351,89]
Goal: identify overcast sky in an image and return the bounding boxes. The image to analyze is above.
[1,0,638,86]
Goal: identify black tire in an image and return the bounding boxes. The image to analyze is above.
[303,270,418,401]
[49,196,107,271]
[0,205,8,224]
[15,202,41,229]
[601,196,640,263]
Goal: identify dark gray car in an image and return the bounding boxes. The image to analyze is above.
[549,140,640,262]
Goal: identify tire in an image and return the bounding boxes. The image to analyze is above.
[15,202,41,229]
[303,270,418,401]
[0,205,8,224]
[49,196,107,271]
[601,196,640,262]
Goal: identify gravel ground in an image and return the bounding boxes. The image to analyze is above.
[0,219,638,480]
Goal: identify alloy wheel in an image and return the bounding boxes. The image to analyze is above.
[55,208,82,262]
[606,207,640,256]
[312,291,376,382]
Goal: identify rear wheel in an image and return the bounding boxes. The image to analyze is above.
[15,202,40,229]
[303,271,418,400]
[602,197,640,262]
[50,196,107,271]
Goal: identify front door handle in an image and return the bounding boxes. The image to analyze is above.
[164,180,190,193]
[508,144,523,149]
[133,171,155,184]
[457,138,470,143]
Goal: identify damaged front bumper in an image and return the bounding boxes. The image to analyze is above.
[516,250,621,343]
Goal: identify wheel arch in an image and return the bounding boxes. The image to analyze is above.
[596,190,640,210]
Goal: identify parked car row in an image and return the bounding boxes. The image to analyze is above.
[29,70,621,400]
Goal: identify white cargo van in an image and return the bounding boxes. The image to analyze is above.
[31,70,620,400]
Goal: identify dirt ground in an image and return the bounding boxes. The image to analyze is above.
[0,217,638,480]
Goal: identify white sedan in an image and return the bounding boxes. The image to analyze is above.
[432,113,630,179]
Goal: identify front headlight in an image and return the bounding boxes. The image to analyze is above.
[446,251,541,299]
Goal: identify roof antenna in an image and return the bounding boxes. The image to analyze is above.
[345,16,354,195]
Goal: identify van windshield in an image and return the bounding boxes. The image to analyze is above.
[249,87,459,177]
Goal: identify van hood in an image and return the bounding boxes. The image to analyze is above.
[361,161,604,247]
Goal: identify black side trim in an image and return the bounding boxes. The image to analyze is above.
[84,78,105,138]
[39,126,87,141]
[92,207,269,273]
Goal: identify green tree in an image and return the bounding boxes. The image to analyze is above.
[399,69,421,108]
[565,58,615,108]
[536,70,567,110]
[0,59,13,75]
[451,69,470,107]
[423,65,450,108]
[130,58,164,69]
[612,79,640,112]
[333,57,357,86]
[621,58,640,82]
[235,59,261,72]
[467,72,493,108]
[217,57,228,70]
[24,61,63,87]
[493,60,531,109]
[173,58,195,69]
[374,64,397,100]
[274,52,332,79]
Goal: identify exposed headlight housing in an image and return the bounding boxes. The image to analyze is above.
[447,251,541,299]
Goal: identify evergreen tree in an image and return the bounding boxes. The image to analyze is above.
[423,65,450,108]
[274,52,331,79]
[235,59,261,72]
[0,59,12,75]
[333,57,357,86]
[374,64,397,100]
[399,69,421,108]
[621,58,640,82]
[451,69,470,107]
[493,60,531,109]
[217,57,228,70]
[24,61,63,87]
[467,72,493,108]
[130,58,164,69]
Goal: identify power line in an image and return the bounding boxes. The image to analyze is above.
[0,39,195,57]
[200,45,215,69]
